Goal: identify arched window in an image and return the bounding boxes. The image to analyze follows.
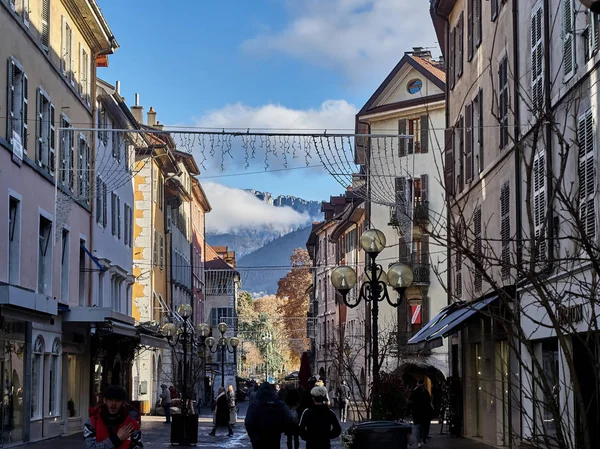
[49,338,61,415]
[31,336,44,419]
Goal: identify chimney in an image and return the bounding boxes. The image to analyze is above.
[411,47,432,60]
[147,107,157,127]
[155,120,164,131]
[130,93,143,124]
[115,80,121,95]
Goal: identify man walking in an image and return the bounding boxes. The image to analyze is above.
[409,380,433,448]
[338,381,350,423]
[298,386,342,449]
[159,384,171,424]
[84,385,143,449]
[245,382,294,449]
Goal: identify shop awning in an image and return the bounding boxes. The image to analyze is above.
[80,242,105,271]
[408,296,498,349]
[139,333,170,350]
[101,320,138,338]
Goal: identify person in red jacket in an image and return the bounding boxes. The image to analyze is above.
[84,385,143,449]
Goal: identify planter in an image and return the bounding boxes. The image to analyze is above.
[351,421,411,449]
[170,414,199,446]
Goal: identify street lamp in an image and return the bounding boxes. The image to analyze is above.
[260,332,272,382]
[205,322,239,388]
[331,228,413,387]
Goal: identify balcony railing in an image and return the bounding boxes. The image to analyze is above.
[390,258,430,285]
[388,200,429,227]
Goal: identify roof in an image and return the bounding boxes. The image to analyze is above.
[174,150,200,176]
[205,244,236,271]
[192,178,212,212]
[411,56,446,83]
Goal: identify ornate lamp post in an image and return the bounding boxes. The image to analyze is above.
[205,322,239,388]
[260,332,272,382]
[331,228,413,388]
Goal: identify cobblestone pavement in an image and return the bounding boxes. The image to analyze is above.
[20,403,492,449]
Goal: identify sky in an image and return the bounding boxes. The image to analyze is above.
[97,0,437,231]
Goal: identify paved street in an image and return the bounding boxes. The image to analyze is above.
[20,401,492,449]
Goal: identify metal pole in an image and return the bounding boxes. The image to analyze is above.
[182,320,189,415]
[265,343,269,382]
[370,258,380,388]
[221,345,225,389]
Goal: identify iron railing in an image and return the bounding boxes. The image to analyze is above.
[388,200,429,227]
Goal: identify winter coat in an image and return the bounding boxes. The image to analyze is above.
[298,403,342,449]
[84,405,143,449]
[409,386,433,424]
[245,383,294,449]
[160,388,171,406]
[212,392,229,427]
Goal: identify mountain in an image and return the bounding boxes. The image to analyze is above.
[237,226,313,295]
[245,190,323,218]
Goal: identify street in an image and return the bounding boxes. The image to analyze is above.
[21,401,492,449]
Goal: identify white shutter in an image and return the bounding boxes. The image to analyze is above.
[531,4,544,114]
[563,0,575,78]
[578,109,596,240]
[533,150,547,260]
[61,17,67,75]
[49,104,55,174]
[22,73,28,153]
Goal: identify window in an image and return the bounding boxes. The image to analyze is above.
[98,107,108,145]
[468,0,482,61]
[455,250,463,298]
[61,18,74,84]
[79,239,86,306]
[8,196,21,284]
[531,4,544,114]
[7,59,28,153]
[22,0,30,26]
[124,204,130,246]
[445,128,455,196]
[159,234,164,270]
[96,176,103,225]
[111,192,117,236]
[210,307,235,327]
[474,207,482,291]
[153,165,158,203]
[31,335,44,419]
[49,339,60,416]
[60,229,69,302]
[38,215,52,295]
[153,230,158,266]
[36,89,56,174]
[499,57,509,149]
[457,116,464,192]
[407,79,423,94]
[158,173,164,210]
[465,102,474,183]
[41,0,50,49]
[449,28,456,89]
[586,11,600,61]
[398,115,429,156]
[78,134,90,204]
[79,47,90,104]
[562,0,576,79]
[457,12,464,79]
[500,183,511,278]
[59,116,74,191]
[491,0,500,21]
[473,89,484,174]
[117,196,121,239]
[533,150,547,260]
[578,109,596,240]
[112,129,121,160]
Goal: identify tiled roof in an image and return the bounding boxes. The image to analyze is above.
[410,55,446,83]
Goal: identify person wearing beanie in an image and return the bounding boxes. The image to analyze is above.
[298,386,342,449]
[245,382,294,449]
[84,385,143,449]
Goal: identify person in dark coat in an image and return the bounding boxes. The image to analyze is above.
[409,380,433,448]
[210,387,233,437]
[284,388,301,449]
[245,382,294,449]
[298,386,342,449]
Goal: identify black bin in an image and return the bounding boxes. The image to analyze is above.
[352,421,412,449]
[171,414,199,445]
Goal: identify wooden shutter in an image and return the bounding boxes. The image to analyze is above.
[96,176,102,223]
[78,135,84,196]
[398,119,407,157]
[458,116,464,192]
[449,29,455,89]
[444,128,454,196]
[68,129,74,190]
[102,181,107,227]
[111,193,116,235]
[421,174,429,202]
[117,197,122,239]
[474,207,482,290]
[124,205,129,246]
[355,121,368,164]
[500,182,510,278]
[475,0,482,47]
[49,104,55,174]
[578,110,596,240]
[563,0,575,78]
[531,4,544,113]
[7,60,14,138]
[398,236,408,263]
[395,177,407,219]
[36,89,43,165]
[465,102,473,183]
[468,0,474,62]
[420,234,430,265]
[420,115,429,153]
[492,0,498,21]
[533,150,547,260]
[22,74,28,152]
[499,58,509,149]
[41,0,50,48]
[478,89,484,173]
[457,13,464,78]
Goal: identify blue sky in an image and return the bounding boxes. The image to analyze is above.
[98,0,436,209]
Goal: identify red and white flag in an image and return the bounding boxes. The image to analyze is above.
[411,305,422,325]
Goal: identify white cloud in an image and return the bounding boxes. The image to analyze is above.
[242,0,438,82]
[203,181,312,234]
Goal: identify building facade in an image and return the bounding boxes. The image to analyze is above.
[191,178,210,326]
[0,0,117,442]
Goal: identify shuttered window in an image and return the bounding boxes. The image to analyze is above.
[59,116,74,190]
[586,11,600,61]
[61,17,74,85]
[111,193,117,236]
[455,250,463,298]
[153,230,158,266]
[159,234,164,270]
[468,0,482,61]
[578,109,596,241]
[457,116,464,192]
[562,0,575,79]
[449,29,455,89]
[7,59,28,153]
[80,47,90,104]
[445,128,454,196]
[117,196,121,239]
[78,133,90,203]
[465,102,473,183]
[500,182,510,278]
[478,89,484,172]
[531,4,544,114]
[457,13,464,79]
[36,89,55,174]
[420,114,429,153]
[499,57,509,149]
[124,204,129,246]
[474,207,482,291]
[96,176,103,225]
[41,0,50,49]
[398,115,429,156]
[102,182,107,227]
[533,150,547,261]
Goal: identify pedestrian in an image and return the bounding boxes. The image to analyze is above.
[284,388,301,449]
[84,385,143,449]
[245,381,294,449]
[227,384,237,427]
[249,384,259,403]
[278,383,288,402]
[210,387,233,437]
[409,380,434,448]
[159,384,171,424]
[338,380,350,423]
[298,385,342,449]
[169,385,178,400]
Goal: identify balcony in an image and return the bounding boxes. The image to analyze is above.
[390,258,430,286]
[388,200,429,227]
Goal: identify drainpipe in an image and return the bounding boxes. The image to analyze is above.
[542,0,554,272]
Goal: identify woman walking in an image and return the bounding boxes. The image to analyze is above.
[210,387,233,437]
[227,385,237,427]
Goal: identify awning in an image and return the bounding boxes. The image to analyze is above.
[80,243,105,271]
[139,333,170,350]
[99,320,138,338]
[408,296,498,349]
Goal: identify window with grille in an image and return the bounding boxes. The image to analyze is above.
[474,207,482,291]
[533,150,547,261]
[500,183,511,278]
[531,4,544,114]
[36,89,55,174]
[563,0,576,78]
[7,59,28,153]
[578,109,596,241]
[499,57,509,149]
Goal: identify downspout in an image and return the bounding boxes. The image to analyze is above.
[542,0,554,272]
[89,52,100,308]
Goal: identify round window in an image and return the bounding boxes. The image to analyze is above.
[407,79,423,94]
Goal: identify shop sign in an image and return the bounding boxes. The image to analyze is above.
[557,304,584,326]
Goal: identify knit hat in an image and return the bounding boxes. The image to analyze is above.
[103,385,127,401]
[311,386,328,399]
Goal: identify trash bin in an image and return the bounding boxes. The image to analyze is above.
[351,421,411,449]
[171,414,199,445]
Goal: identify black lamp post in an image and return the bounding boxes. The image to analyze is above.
[205,322,239,389]
[330,228,413,388]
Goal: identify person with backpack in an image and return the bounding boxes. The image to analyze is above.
[298,386,342,449]
[84,385,143,449]
[245,382,294,449]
